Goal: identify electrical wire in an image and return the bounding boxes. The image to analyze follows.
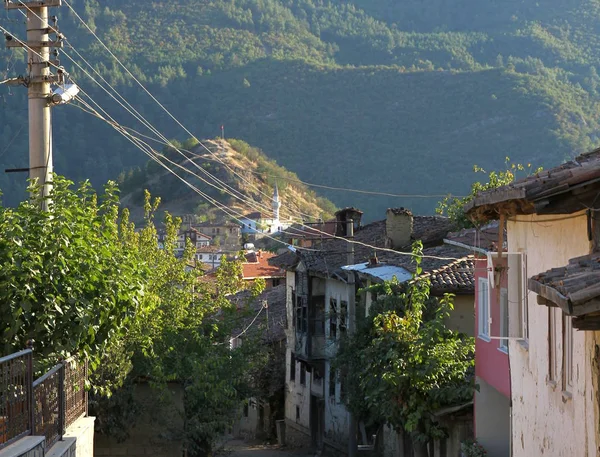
[60,48,285,220]
[62,0,295,217]
[0,18,468,263]
[67,89,327,253]
[9,1,301,222]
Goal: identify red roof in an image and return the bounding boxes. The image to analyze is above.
[242,251,285,280]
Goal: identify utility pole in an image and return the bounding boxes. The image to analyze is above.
[346,219,357,457]
[4,0,76,210]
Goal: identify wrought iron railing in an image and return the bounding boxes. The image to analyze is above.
[32,364,62,448]
[0,349,33,449]
[64,357,87,429]
[0,350,87,451]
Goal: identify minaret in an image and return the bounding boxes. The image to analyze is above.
[272,183,281,223]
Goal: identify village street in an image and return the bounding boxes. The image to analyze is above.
[222,439,314,457]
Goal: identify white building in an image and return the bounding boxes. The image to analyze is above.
[466,149,600,457]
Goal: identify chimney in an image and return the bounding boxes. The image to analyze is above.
[334,207,363,237]
[386,208,413,249]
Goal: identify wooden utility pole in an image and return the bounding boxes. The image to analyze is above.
[346,219,357,457]
[4,0,66,210]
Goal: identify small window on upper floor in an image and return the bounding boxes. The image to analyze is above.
[563,315,574,393]
[478,277,490,341]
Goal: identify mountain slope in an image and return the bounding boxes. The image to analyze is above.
[118,139,337,224]
[2,0,600,218]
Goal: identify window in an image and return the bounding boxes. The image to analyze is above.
[290,353,296,382]
[217,228,220,234]
[296,297,308,333]
[499,288,508,352]
[548,308,558,383]
[300,362,306,386]
[520,253,529,340]
[563,315,574,392]
[478,278,490,340]
[329,367,336,398]
[329,298,338,339]
[243,403,249,417]
[340,300,348,335]
[296,406,300,421]
[291,291,296,329]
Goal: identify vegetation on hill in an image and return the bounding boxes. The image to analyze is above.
[117,138,337,223]
[2,0,600,217]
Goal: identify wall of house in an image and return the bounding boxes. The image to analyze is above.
[284,269,312,447]
[284,347,312,446]
[233,399,260,439]
[444,294,475,337]
[507,211,597,457]
[324,361,350,452]
[475,378,510,457]
[475,256,510,398]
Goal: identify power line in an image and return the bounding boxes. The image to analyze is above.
[2,15,466,263]
[11,1,292,222]
[62,0,295,219]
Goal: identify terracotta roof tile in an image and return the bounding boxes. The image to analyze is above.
[243,252,285,279]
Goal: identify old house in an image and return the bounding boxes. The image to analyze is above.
[465,149,600,457]
[228,285,287,440]
[195,221,241,248]
[271,208,475,456]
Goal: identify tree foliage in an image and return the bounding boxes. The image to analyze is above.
[0,176,271,456]
[0,176,147,368]
[436,159,542,228]
[335,242,475,452]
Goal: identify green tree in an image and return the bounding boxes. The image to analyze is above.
[0,176,147,368]
[436,159,542,228]
[335,242,475,457]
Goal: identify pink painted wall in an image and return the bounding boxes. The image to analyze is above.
[474,257,510,398]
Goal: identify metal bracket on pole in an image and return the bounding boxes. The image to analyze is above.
[6,38,63,48]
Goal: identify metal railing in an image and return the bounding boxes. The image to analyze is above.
[0,350,33,449]
[0,350,87,450]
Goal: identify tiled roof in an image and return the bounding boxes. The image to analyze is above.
[269,215,474,292]
[229,284,287,342]
[421,256,475,294]
[465,148,600,221]
[242,252,285,279]
[529,253,600,317]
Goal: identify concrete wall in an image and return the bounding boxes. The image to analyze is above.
[444,294,475,337]
[507,212,599,457]
[475,378,510,457]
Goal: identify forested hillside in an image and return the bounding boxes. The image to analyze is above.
[2,0,600,218]
[118,138,337,223]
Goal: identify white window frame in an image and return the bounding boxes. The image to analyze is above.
[485,252,529,341]
[499,288,508,352]
[478,277,490,341]
[549,307,558,383]
[563,315,574,393]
